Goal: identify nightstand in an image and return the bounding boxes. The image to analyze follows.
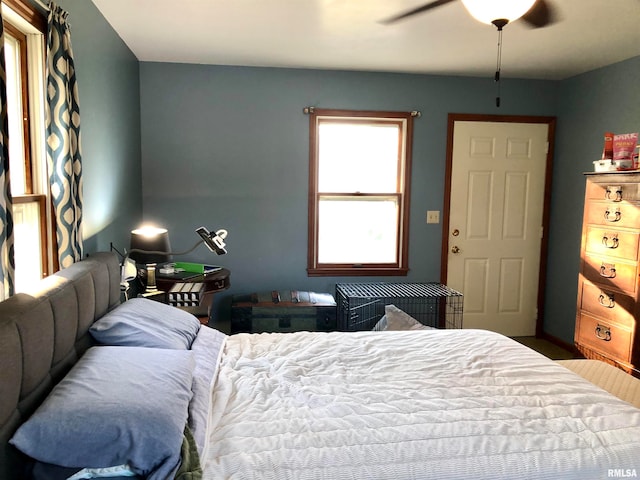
[154,268,231,325]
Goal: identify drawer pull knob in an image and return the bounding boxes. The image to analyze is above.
[605,186,623,202]
[604,209,621,222]
[595,324,612,341]
[601,235,619,249]
[599,264,617,278]
[598,292,615,308]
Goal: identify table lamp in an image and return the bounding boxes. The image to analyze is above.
[129,226,172,293]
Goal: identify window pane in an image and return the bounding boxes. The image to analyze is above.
[4,34,27,194]
[318,122,400,193]
[13,201,43,292]
[318,197,398,264]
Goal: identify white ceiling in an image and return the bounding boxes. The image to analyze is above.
[90,0,640,80]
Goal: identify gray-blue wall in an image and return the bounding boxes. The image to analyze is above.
[543,55,640,342]
[52,0,640,344]
[54,0,142,253]
[139,63,558,322]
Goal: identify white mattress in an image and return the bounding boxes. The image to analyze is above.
[200,329,640,479]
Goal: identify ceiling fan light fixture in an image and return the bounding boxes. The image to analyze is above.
[460,0,536,25]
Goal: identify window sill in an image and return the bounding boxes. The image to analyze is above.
[307,267,409,277]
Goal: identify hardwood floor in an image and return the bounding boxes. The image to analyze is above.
[512,336,580,360]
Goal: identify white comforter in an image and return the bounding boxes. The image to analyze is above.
[201,329,640,480]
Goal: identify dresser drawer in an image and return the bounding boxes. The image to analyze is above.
[576,313,633,364]
[585,201,640,229]
[585,226,640,261]
[582,254,639,296]
[586,177,640,203]
[578,280,636,327]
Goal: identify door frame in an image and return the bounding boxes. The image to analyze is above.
[440,113,557,337]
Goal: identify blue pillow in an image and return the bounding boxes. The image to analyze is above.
[10,346,194,480]
[90,298,201,349]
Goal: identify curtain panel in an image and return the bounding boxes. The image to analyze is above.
[46,1,83,268]
[0,16,15,300]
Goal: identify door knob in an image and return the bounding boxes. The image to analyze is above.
[451,246,460,254]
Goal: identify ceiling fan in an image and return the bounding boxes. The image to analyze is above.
[382,0,556,29]
[382,0,558,107]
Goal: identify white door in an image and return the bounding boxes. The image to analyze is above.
[446,120,550,336]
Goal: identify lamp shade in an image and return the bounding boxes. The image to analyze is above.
[129,226,171,264]
[460,0,536,24]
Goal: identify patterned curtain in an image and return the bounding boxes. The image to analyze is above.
[46,2,83,268]
[0,16,15,300]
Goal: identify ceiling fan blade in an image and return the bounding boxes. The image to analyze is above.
[521,0,556,28]
[381,0,456,24]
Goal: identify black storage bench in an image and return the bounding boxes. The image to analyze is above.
[230,290,337,334]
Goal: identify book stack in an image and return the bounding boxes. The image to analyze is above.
[168,282,206,307]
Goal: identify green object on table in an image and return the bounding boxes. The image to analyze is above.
[174,262,222,274]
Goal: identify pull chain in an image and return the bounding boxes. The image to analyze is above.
[495,27,502,107]
[491,19,508,108]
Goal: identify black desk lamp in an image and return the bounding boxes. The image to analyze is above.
[196,226,227,255]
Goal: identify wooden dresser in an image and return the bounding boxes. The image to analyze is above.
[576,172,640,376]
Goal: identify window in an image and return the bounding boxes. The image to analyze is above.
[2,0,50,291]
[307,109,415,276]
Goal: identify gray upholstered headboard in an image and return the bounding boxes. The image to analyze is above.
[0,252,121,479]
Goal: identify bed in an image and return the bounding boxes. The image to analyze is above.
[1,252,639,479]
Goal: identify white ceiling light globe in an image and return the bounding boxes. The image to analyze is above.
[460,0,537,25]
